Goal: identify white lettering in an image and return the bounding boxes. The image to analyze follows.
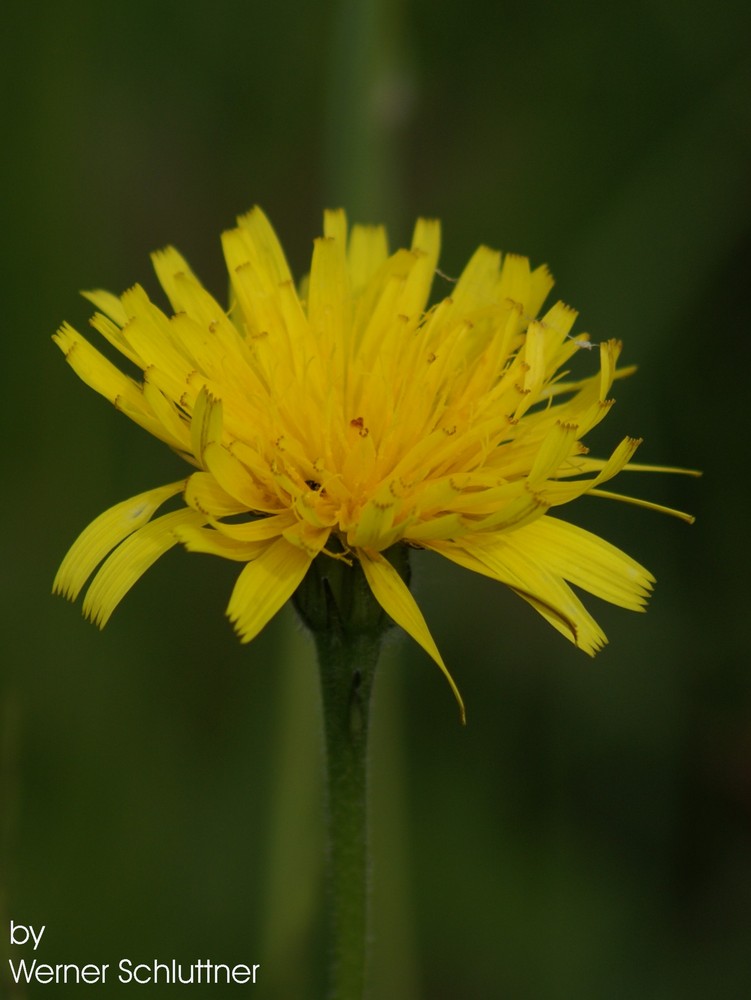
[117,958,260,984]
[8,959,108,984]
[118,959,153,984]
[231,963,261,984]
[9,921,45,950]
[8,958,34,983]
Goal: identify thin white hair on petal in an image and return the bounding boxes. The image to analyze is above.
[434,267,457,283]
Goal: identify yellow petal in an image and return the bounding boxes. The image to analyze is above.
[527,420,581,488]
[442,245,500,329]
[543,436,643,505]
[397,219,440,317]
[516,588,607,655]
[427,536,606,655]
[215,510,297,542]
[495,252,530,308]
[81,288,129,326]
[87,308,142,367]
[348,223,389,296]
[323,207,348,244]
[598,338,621,401]
[308,234,351,356]
[174,523,268,561]
[142,377,191,451]
[190,386,224,462]
[281,520,331,558]
[114,391,191,453]
[514,320,546,419]
[82,508,205,627]
[526,262,555,317]
[150,246,202,313]
[468,487,549,534]
[227,537,312,642]
[184,471,249,517]
[53,323,144,411]
[53,481,186,601]
[204,441,278,512]
[357,548,466,722]
[515,516,654,610]
[586,488,697,524]
[235,205,293,286]
[117,289,193,396]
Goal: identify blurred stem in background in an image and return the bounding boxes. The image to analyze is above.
[262,1,419,996]
[260,623,323,998]
[324,0,414,233]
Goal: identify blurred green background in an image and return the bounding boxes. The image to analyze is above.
[2,1,750,997]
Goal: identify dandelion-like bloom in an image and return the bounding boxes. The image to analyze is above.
[54,208,692,712]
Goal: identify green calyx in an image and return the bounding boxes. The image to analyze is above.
[292,543,410,640]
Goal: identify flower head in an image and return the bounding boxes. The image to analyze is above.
[54,208,694,716]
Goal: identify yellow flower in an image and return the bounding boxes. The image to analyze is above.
[54,208,694,715]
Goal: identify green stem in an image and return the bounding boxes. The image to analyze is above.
[314,627,380,1000]
[292,546,409,1000]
